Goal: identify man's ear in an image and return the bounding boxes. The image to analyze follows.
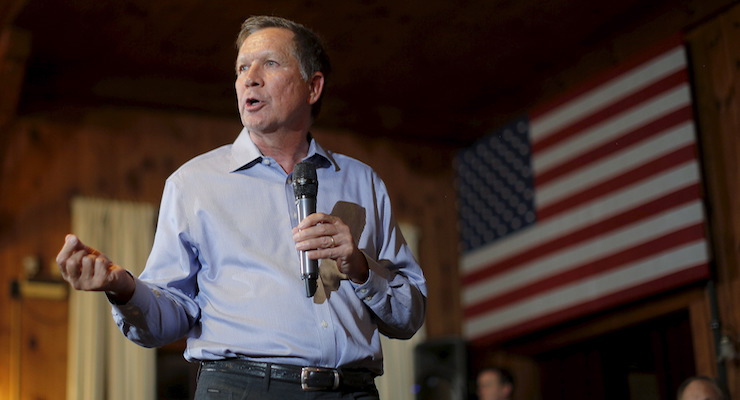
[308,72,325,105]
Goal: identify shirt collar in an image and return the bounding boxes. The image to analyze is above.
[230,128,338,172]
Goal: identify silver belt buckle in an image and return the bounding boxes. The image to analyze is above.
[300,366,340,391]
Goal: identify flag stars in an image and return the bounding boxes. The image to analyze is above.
[455,116,536,252]
[511,218,522,230]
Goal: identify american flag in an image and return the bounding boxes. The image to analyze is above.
[456,37,711,345]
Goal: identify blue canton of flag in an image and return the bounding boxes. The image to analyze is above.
[455,117,536,253]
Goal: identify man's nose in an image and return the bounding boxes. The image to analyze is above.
[245,66,262,87]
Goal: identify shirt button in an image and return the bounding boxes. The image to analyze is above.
[321,321,329,328]
[359,289,368,294]
[262,159,270,165]
[364,295,373,301]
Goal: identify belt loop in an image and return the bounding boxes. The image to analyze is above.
[263,362,271,390]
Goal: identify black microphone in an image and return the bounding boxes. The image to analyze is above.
[292,161,319,297]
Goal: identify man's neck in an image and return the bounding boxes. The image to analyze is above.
[249,129,311,174]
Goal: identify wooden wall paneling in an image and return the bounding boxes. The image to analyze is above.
[18,298,68,400]
[0,24,30,400]
[0,27,29,126]
[497,287,706,357]
[686,2,740,397]
[0,0,27,28]
[688,292,717,377]
[3,250,21,399]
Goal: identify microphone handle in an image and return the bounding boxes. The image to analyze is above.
[296,196,319,297]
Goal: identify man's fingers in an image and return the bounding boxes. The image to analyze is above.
[90,256,114,287]
[55,234,123,292]
[57,234,110,279]
[82,243,102,257]
[56,234,80,266]
[295,212,335,230]
[69,234,102,256]
[68,250,93,280]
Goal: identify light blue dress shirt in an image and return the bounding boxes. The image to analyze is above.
[111,128,427,374]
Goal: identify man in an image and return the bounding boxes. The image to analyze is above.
[676,376,725,400]
[56,15,426,399]
[476,367,514,400]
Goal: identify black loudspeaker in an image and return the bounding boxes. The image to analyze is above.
[413,337,469,400]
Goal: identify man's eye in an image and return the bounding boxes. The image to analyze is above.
[266,60,278,67]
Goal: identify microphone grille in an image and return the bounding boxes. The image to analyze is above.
[293,161,318,198]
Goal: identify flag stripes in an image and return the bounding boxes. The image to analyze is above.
[458,37,710,344]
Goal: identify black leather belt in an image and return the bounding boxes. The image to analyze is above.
[200,359,376,391]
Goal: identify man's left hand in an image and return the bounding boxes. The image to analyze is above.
[292,213,369,284]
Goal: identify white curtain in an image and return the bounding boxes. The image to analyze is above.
[67,197,156,400]
[376,222,426,400]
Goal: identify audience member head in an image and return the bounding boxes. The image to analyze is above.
[677,376,725,400]
[477,366,514,400]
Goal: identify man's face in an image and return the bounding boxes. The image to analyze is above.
[234,27,323,134]
[477,370,511,400]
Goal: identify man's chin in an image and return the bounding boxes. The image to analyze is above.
[241,117,263,131]
[242,121,278,135]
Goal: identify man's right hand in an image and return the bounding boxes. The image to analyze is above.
[56,234,136,303]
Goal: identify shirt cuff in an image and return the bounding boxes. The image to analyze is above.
[351,252,387,305]
[108,276,154,312]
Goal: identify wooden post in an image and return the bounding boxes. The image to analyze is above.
[686,2,740,397]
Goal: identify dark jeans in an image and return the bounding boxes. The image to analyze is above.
[194,364,381,400]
